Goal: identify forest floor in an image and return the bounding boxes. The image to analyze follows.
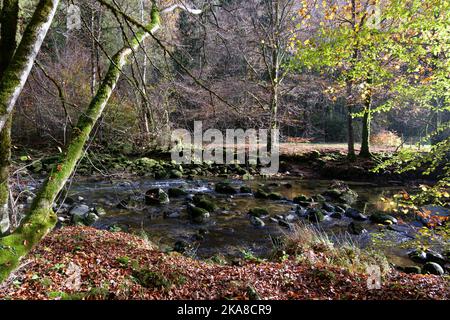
[0,227,447,300]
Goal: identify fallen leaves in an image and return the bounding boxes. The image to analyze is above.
[0,226,448,300]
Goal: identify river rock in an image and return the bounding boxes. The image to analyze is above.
[403,266,422,274]
[240,186,252,193]
[169,169,183,179]
[425,249,446,265]
[168,188,188,197]
[321,181,358,204]
[254,189,269,199]
[69,204,90,217]
[193,195,218,212]
[250,216,265,227]
[145,188,170,205]
[85,212,99,225]
[306,208,324,223]
[348,222,366,235]
[215,182,237,194]
[268,192,283,200]
[174,240,189,253]
[322,202,335,213]
[248,208,269,217]
[293,194,311,204]
[408,250,427,263]
[370,212,398,225]
[345,208,368,221]
[187,204,210,224]
[422,262,444,275]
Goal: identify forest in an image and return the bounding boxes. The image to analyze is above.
[0,0,448,301]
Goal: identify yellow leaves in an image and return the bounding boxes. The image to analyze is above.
[304,39,311,46]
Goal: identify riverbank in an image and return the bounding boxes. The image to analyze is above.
[0,226,447,300]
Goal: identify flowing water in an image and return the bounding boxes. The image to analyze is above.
[64,177,420,265]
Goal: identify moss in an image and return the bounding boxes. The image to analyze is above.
[0,0,59,130]
[0,4,163,282]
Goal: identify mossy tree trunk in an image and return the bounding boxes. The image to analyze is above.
[0,4,162,283]
[0,0,20,235]
[0,0,59,133]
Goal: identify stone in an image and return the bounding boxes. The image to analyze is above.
[187,204,210,224]
[408,250,427,263]
[174,240,189,253]
[240,186,252,194]
[370,212,398,225]
[403,266,422,274]
[322,202,335,213]
[306,208,324,223]
[268,192,283,200]
[168,188,188,198]
[69,204,90,217]
[293,194,311,204]
[169,169,183,179]
[425,249,446,265]
[254,189,269,199]
[215,182,237,194]
[248,208,269,217]
[145,188,170,205]
[345,208,368,221]
[422,262,444,275]
[250,216,265,227]
[94,207,107,216]
[193,195,218,212]
[348,222,366,235]
[85,212,99,225]
[330,212,342,219]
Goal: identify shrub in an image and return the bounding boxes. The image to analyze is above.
[370,130,402,147]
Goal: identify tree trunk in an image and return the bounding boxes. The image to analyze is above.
[0,0,59,132]
[360,80,373,158]
[346,81,356,160]
[0,4,162,283]
[0,0,20,235]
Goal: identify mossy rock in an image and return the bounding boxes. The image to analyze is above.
[154,170,170,180]
[187,204,210,224]
[193,195,218,212]
[370,212,398,225]
[254,189,269,199]
[168,188,188,198]
[403,266,422,274]
[215,182,237,194]
[169,170,183,179]
[240,186,252,193]
[84,212,99,225]
[348,222,366,235]
[250,216,265,227]
[268,193,283,200]
[422,262,444,275]
[145,188,170,205]
[248,207,269,217]
[293,195,311,204]
[306,208,324,223]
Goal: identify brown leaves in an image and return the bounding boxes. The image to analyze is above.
[0,226,448,300]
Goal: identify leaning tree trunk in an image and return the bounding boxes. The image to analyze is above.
[0,4,162,283]
[0,0,20,235]
[0,0,59,132]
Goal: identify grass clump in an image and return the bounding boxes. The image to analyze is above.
[281,223,391,276]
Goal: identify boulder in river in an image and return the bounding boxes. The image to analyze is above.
[168,187,188,198]
[215,182,237,194]
[422,262,444,275]
[306,208,324,223]
[293,194,311,204]
[193,195,218,212]
[254,188,269,199]
[145,188,170,205]
[250,216,265,228]
[321,180,358,205]
[408,250,428,264]
[348,222,366,235]
[248,208,269,217]
[187,204,210,224]
[345,208,368,221]
[369,212,398,225]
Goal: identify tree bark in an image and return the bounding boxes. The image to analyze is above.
[346,81,356,160]
[0,4,162,283]
[0,0,20,235]
[0,0,59,132]
[360,84,373,158]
